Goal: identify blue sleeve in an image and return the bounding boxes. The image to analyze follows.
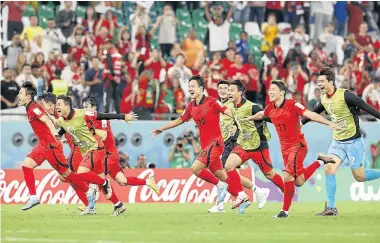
[84,70,93,82]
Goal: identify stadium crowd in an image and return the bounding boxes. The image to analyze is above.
[1,1,380,120]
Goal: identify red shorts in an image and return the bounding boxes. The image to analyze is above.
[80,148,106,175]
[67,145,83,172]
[282,140,308,177]
[196,141,224,173]
[27,142,69,174]
[104,153,123,178]
[232,146,273,174]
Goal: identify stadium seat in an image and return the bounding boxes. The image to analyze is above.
[244,22,262,38]
[38,17,48,29]
[176,8,191,22]
[191,9,205,22]
[150,34,159,50]
[230,22,243,42]
[193,19,208,33]
[149,12,157,23]
[76,6,86,19]
[39,5,55,19]
[249,36,262,55]
[23,5,36,17]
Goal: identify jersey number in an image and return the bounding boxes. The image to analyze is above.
[196,118,205,127]
[276,124,286,132]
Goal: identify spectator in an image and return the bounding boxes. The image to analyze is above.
[293,91,303,105]
[289,24,309,50]
[354,23,374,53]
[272,37,284,67]
[94,26,113,54]
[1,68,20,110]
[102,41,122,113]
[185,128,201,157]
[248,1,266,27]
[347,1,364,35]
[16,52,28,75]
[371,141,380,168]
[68,34,89,63]
[42,18,66,58]
[62,58,78,87]
[232,2,249,24]
[182,29,205,68]
[130,4,151,51]
[70,74,86,108]
[152,4,178,59]
[362,79,380,111]
[205,1,233,53]
[168,136,191,168]
[319,23,338,56]
[2,34,23,70]
[220,48,236,72]
[172,77,186,114]
[168,54,193,99]
[311,2,334,40]
[261,13,279,52]
[136,154,147,169]
[334,1,347,36]
[56,1,76,38]
[3,1,25,40]
[98,9,118,30]
[49,69,68,97]
[20,15,43,42]
[287,64,309,96]
[85,57,104,111]
[245,54,260,103]
[15,64,37,88]
[135,70,159,116]
[303,72,319,108]
[265,1,283,22]
[31,64,45,96]
[308,87,321,110]
[29,34,44,55]
[155,82,174,117]
[207,67,222,99]
[81,6,98,34]
[117,26,132,58]
[46,50,66,84]
[289,2,311,35]
[144,49,167,80]
[67,25,87,47]
[135,26,152,74]
[226,53,249,86]
[236,31,249,63]
[120,76,136,114]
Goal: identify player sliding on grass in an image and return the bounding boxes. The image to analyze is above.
[18,82,111,211]
[81,94,160,215]
[55,95,138,215]
[301,67,380,216]
[152,75,249,210]
[244,80,342,218]
[208,80,270,214]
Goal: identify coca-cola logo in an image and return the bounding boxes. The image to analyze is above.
[0,169,239,204]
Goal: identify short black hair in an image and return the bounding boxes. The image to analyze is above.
[82,93,98,109]
[318,67,335,85]
[270,80,287,95]
[40,92,57,104]
[22,81,37,99]
[57,95,73,108]
[31,64,40,69]
[188,75,204,89]
[217,80,229,87]
[230,79,246,93]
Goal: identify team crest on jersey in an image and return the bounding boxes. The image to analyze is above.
[102,120,107,128]
[33,108,42,115]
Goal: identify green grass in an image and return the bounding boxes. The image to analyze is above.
[1,202,379,243]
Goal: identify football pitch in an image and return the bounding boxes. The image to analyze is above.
[1,202,379,243]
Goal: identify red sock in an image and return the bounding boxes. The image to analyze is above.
[127,177,146,186]
[303,161,322,181]
[197,168,219,185]
[67,172,105,186]
[282,181,295,211]
[22,166,36,196]
[109,191,120,205]
[68,179,89,193]
[271,173,284,192]
[226,170,243,197]
[71,183,89,206]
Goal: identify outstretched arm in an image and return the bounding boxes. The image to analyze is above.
[243,111,267,122]
[301,103,326,125]
[345,90,380,120]
[152,118,184,138]
[96,112,138,123]
[40,115,58,137]
[302,110,342,130]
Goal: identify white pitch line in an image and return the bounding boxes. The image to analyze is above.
[3,238,160,243]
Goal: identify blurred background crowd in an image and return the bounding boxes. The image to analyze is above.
[1,1,380,168]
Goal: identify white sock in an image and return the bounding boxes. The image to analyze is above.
[115,201,121,207]
[145,179,149,185]
[30,195,38,200]
[251,185,257,192]
[317,160,324,166]
[238,191,246,197]
[281,210,289,214]
[217,181,224,187]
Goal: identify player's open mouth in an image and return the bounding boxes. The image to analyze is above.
[56,108,61,114]
[189,91,194,95]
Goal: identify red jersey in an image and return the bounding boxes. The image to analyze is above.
[180,95,227,149]
[264,99,306,150]
[93,120,118,155]
[26,101,58,147]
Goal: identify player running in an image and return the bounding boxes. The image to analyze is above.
[81,94,159,215]
[244,80,341,218]
[208,80,270,214]
[302,67,380,216]
[55,95,137,215]
[152,75,249,210]
[18,82,110,211]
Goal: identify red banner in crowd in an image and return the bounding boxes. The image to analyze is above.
[0,169,254,204]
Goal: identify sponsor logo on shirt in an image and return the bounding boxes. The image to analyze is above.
[33,108,42,115]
